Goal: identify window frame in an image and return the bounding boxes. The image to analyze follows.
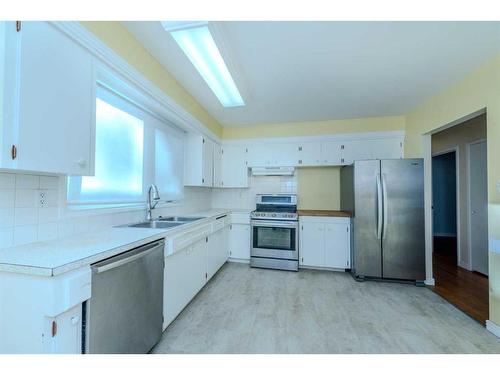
[66,69,186,211]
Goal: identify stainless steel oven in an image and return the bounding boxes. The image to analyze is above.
[250,194,299,271]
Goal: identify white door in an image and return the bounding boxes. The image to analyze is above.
[15,22,95,175]
[213,143,222,188]
[324,223,350,269]
[341,140,374,165]
[247,143,271,166]
[163,248,189,328]
[46,304,82,354]
[274,143,298,166]
[469,140,488,275]
[221,145,248,187]
[321,141,342,165]
[229,224,251,260]
[297,143,322,166]
[202,138,214,187]
[370,138,403,159]
[207,228,227,280]
[299,222,325,267]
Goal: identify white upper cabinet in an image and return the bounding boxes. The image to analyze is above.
[1,21,95,175]
[297,143,322,166]
[184,133,218,187]
[221,145,248,188]
[341,138,402,165]
[321,141,343,165]
[213,142,222,188]
[247,142,298,167]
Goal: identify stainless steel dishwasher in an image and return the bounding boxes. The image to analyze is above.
[84,239,164,354]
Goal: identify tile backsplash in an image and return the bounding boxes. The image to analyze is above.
[0,171,212,248]
[211,174,298,210]
[0,173,60,247]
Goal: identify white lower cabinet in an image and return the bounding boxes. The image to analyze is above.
[163,217,229,330]
[163,237,206,329]
[207,224,229,280]
[228,212,251,262]
[45,304,83,354]
[228,224,251,261]
[299,216,351,270]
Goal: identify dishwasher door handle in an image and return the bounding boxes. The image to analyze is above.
[92,240,164,274]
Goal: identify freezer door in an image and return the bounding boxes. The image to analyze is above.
[353,160,382,278]
[381,159,425,280]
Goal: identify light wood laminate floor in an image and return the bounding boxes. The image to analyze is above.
[152,263,500,354]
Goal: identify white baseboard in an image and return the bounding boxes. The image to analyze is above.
[486,320,500,338]
[228,258,250,264]
[458,260,471,270]
[424,278,435,286]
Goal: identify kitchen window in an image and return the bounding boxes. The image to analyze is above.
[67,85,185,207]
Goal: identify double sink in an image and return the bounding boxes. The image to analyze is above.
[126,216,206,229]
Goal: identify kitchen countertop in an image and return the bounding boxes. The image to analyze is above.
[0,209,231,277]
[297,209,352,217]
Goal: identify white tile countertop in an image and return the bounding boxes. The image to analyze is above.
[0,209,233,277]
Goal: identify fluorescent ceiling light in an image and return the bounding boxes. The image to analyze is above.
[162,22,245,108]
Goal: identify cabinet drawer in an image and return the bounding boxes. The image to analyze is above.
[212,215,227,232]
[166,223,212,256]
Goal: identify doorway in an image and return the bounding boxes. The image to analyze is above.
[432,151,457,265]
[429,113,489,324]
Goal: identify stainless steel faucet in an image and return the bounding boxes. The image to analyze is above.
[146,184,160,221]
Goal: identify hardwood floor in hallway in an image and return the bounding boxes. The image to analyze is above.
[430,236,489,324]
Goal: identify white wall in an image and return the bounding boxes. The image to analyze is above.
[212,174,297,210]
[0,171,212,248]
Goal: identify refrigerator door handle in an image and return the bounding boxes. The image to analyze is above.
[382,173,388,239]
[376,173,383,239]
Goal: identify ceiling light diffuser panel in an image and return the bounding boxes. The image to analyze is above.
[162,22,245,108]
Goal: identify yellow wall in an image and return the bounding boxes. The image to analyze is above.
[404,54,500,326]
[222,115,405,139]
[80,21,223,138]
[297,167,341,210]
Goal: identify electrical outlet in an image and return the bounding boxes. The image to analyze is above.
[38,190,47,208]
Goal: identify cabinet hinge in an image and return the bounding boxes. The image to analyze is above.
[51,321,57,337]
[205,272,208,279]
[341,158,344,163]
[202,138,205,144]
[202,178,205,183]
[16,21,21,32]
[341,144,345,150]
[298,146,302,151]
[245,148,248,153]
[205,237,208,243]
[222,149,224,155]
[230,224,232,230]
[11,145,17,160]
[245,161,248,166]
[301,225,303,230]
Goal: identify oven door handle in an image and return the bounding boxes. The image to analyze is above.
[250,220,299,228]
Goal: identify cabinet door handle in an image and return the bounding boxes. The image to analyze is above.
[11,145,17,160]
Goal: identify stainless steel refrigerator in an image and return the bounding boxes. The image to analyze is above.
[340,159,425,282]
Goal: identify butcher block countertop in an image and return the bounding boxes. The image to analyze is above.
[297,210,352,217]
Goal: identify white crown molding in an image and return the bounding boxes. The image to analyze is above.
[222,130,405,146]
[50,21,221,142]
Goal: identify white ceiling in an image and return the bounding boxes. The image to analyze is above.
[122,21,500,127]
